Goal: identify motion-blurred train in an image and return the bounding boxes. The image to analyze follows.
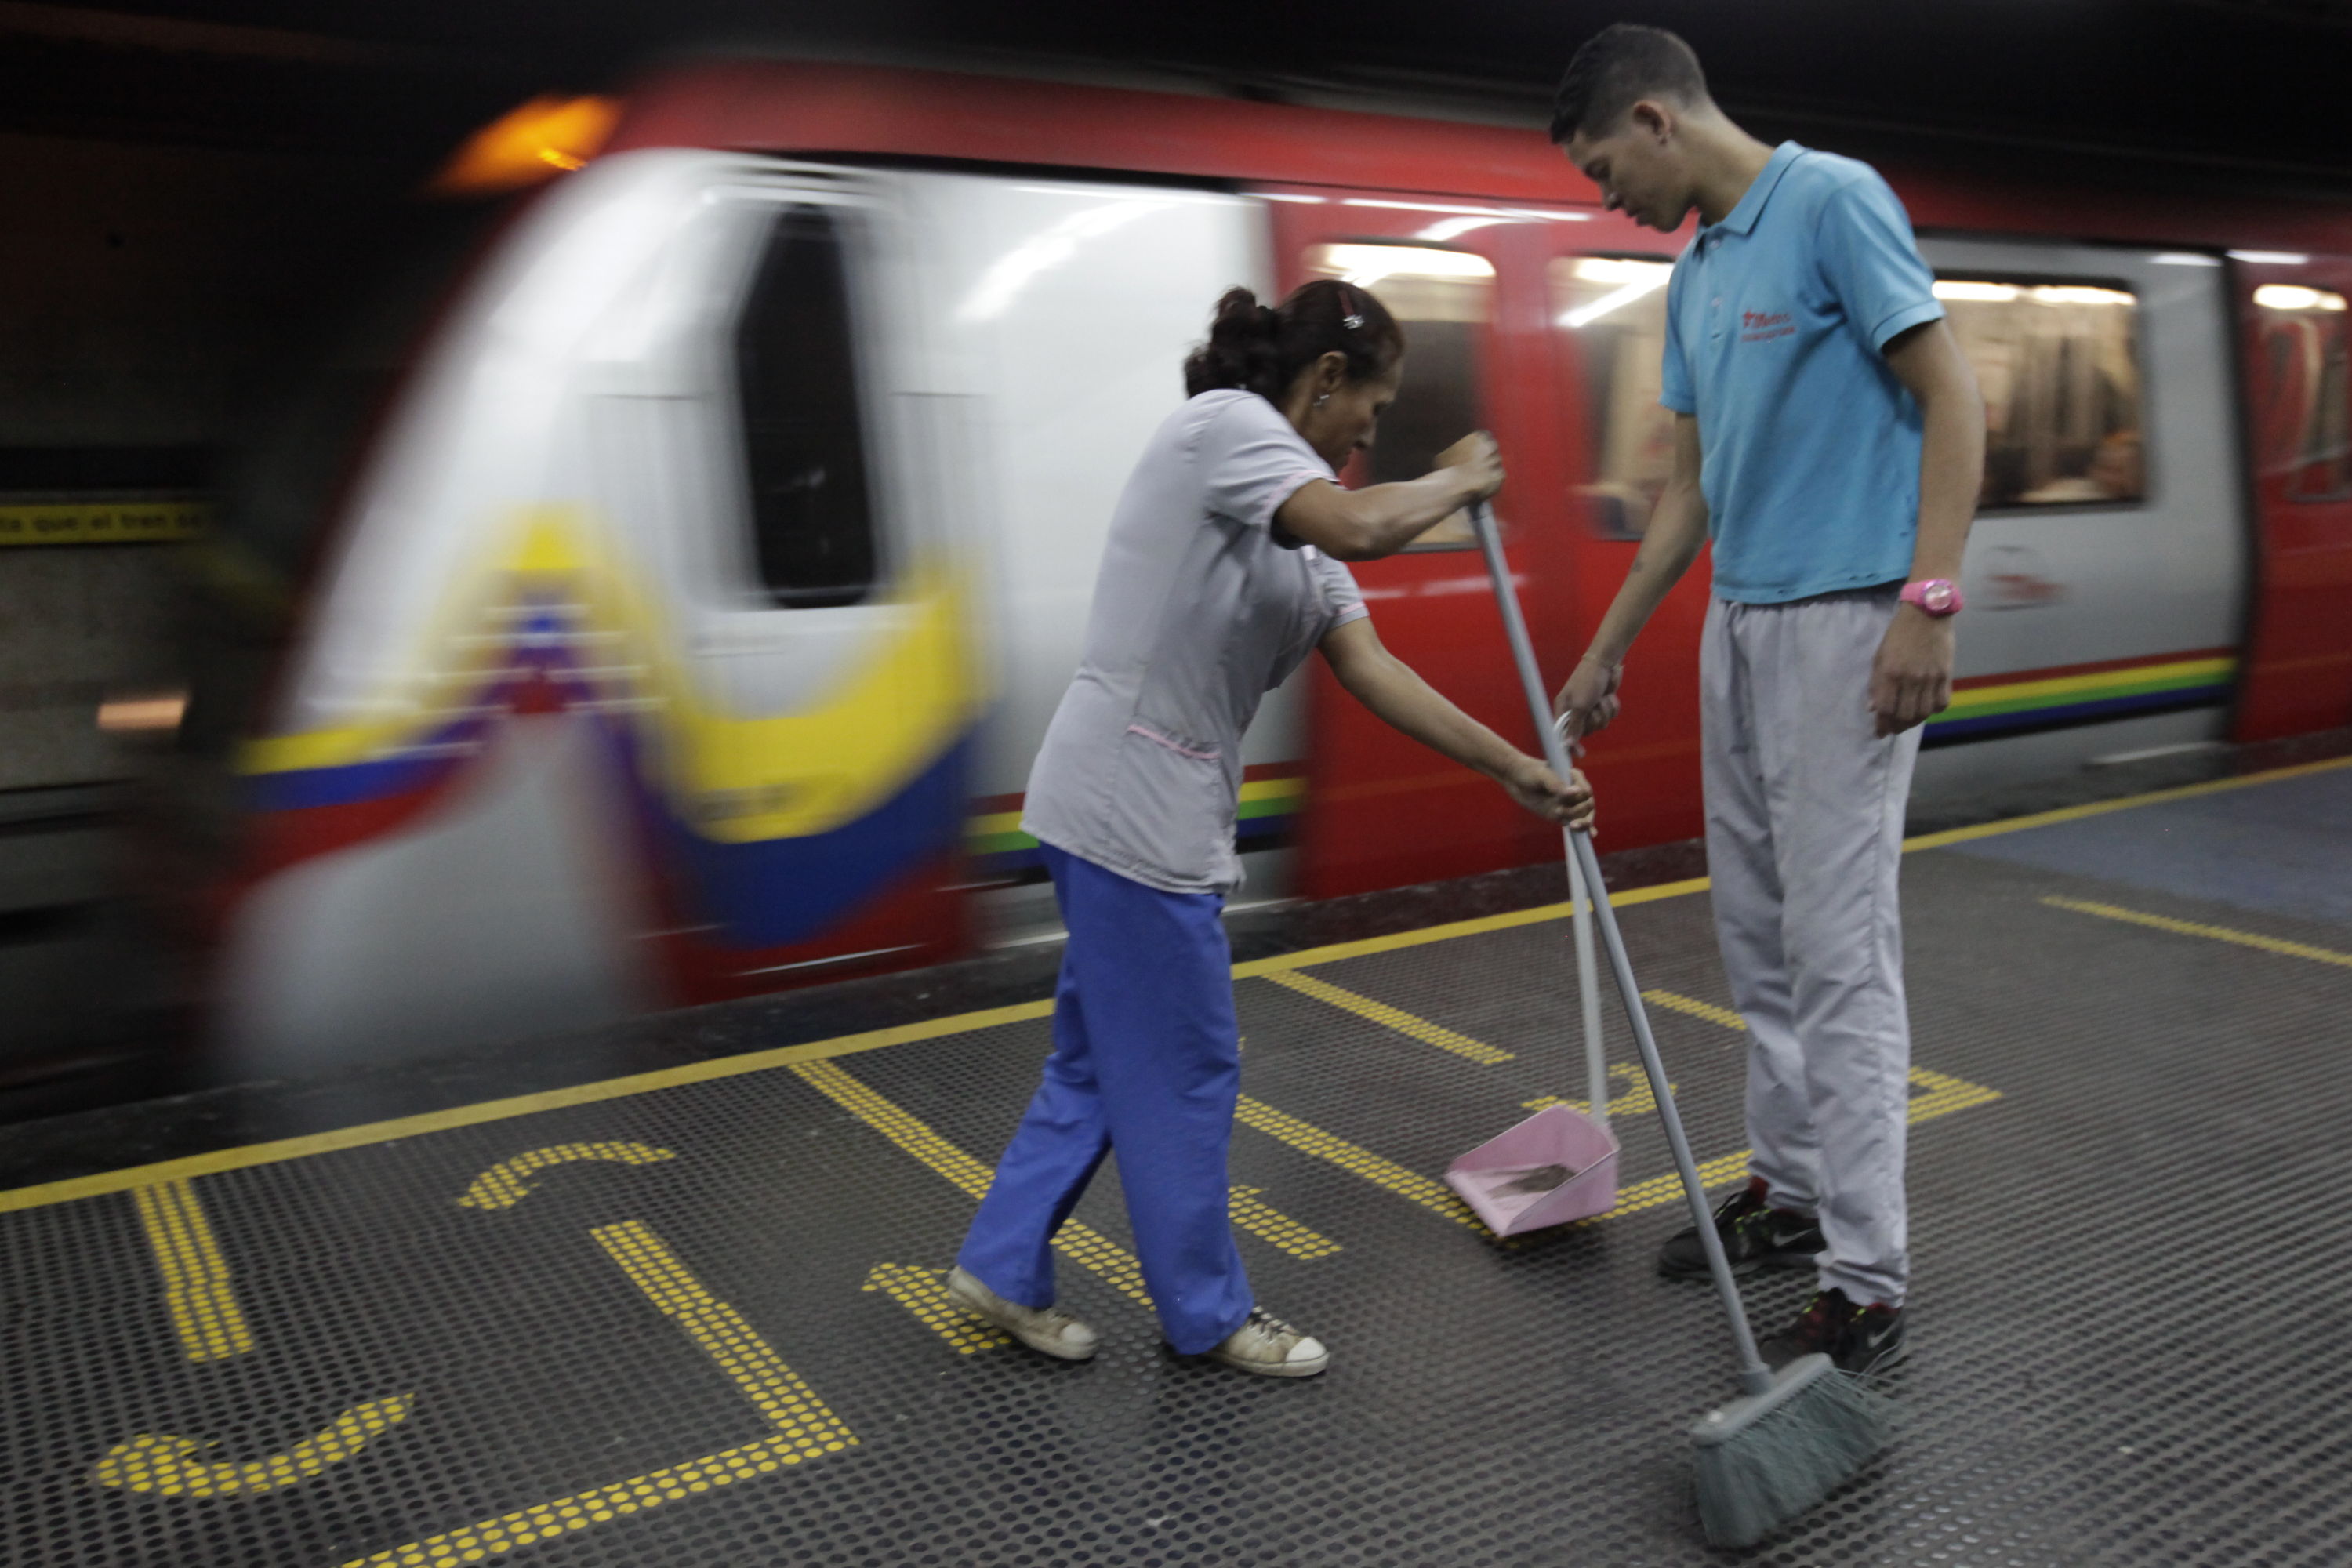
[204,58,2352,1071]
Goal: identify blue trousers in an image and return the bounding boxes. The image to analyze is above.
[956,844,1253,1354]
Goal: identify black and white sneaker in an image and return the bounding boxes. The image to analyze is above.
[1657,1178,1824,1279]
[1758,1287,1907,1375]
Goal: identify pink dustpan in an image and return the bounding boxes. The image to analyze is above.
[1446,709,1620,1238]
[1446,1103,1621,1235]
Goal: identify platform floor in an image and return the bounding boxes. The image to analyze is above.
[4,760,2350,1566]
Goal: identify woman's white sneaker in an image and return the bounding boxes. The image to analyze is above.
[1204,1307,1329,1377]
[945,1267,1099,1361]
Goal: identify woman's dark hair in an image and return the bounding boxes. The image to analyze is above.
[1182,278,1405,401]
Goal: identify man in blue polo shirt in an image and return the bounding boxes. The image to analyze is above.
[1548,24,1985,1374]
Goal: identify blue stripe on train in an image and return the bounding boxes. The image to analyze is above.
[662,738,971,949]
[1921,683,2231,748]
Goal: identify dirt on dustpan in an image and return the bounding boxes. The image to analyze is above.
[1444,1104,1621,1236]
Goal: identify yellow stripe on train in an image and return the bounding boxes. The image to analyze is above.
[1942,655,2234,715]
[240,510,982,845]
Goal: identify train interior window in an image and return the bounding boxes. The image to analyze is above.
[1935,279,2146,509]
[1550,256,1675,539]
[734,204,877,608]
[1301,243,1493,549]
[2255,284,2351,500]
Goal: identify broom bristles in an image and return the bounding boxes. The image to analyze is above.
[1693,1366,1896,1548]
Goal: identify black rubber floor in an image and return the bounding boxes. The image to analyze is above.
[5,782,2350,1566]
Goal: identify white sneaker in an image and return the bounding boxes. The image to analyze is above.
[1204,1307,1329,1377]
[945,1267,1100,1361]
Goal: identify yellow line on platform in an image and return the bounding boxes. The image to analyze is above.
[1229,1185,1342,1258]
[2042,895,2352,969]
[1581,1068,2002,1225]
[790,1059,1153,1305]
[1232,1095,1486,1234]
[3,752,2331,1217]
[0,999,1054,1216]
[455,1142,674,1210]
[1640,989,1749,1033]
[1260,970,1512,1064]
[345,1430,845,1568]
[593,1219,858,1449]
[1904,753,2352,851]
[130,1178,254,1362]
[862,1264,1010,1355]
[95,1397,410,1498]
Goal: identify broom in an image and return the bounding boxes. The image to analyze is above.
[1469,501,1893,1548]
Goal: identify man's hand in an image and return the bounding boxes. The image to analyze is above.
[1500,754,1596,832]
[1435,430,1504,500]
[1869,604,1955,736]
[1552,657,1624,742]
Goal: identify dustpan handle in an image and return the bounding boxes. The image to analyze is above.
[1470,501,1772,1392]
[1560,742,1607,1133]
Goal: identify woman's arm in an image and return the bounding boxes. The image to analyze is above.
[1276,434,1503,561]
[1318,617,1595,829]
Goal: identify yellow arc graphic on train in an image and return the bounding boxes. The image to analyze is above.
[238,510,982,844]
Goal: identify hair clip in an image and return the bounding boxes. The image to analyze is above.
[1342,314,1365,330]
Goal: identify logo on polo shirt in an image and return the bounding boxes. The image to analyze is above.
[1740,310,1795,343]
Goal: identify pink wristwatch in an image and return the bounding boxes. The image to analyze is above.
[1900,579,1964,616]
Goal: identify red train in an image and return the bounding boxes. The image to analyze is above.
[206,58,2352,1066]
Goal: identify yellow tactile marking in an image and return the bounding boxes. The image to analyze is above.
[1640,989,1750,1033]
[789,1059,1152,1305]
[456,1142,675,1209]
[2042,895,2352,969]
[1576,1069,2001,1225]
[93,1396,411,1498]
[1259,970,1512,1065]
[862,1264,1011,1354]
[130,1178,254,1362]
[1596,1152,1758,1221]
[343,1431,840,1567]
[1232,1095,1488,1234]
[593,1219,858,1451]
[1907,1065,2005,1122]
[1229,1186,1342,1259]
[1524,1062,1671,1117]
[11,750,2324,1217]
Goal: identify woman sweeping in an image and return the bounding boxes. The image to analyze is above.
[948,279,1595,1377]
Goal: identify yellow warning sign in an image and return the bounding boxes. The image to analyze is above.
[0,500,210,546]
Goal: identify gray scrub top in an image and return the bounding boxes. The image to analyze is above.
[1022,389,1370,895]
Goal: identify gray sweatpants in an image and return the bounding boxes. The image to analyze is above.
[1700,589,1922,1307]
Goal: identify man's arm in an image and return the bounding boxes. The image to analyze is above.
[1870,318,1986,736]
[1319,617,1595,829]
[1552,412,1708,736]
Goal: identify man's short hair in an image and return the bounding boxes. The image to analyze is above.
[1549,24,1710,145]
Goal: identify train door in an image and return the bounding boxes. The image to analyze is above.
[1540,216,1711,850]
[1907,238,2249,797]
[589,166,976,1003]
[2233,252,2352,739]
[1267,191,1588,898]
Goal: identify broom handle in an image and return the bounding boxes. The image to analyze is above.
[1471,502,1773,1395]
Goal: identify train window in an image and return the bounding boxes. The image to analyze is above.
[1934,279,2147,510]
[2254,285,2351,500]
[734,205,877,609]
[1550,256,1676,538]
[1301,243,1493,550]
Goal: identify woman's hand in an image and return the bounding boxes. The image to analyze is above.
[1501,754,1596,833]
[1436,431,1505,501]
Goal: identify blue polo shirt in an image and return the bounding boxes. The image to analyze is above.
[1661,142,1944,604]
